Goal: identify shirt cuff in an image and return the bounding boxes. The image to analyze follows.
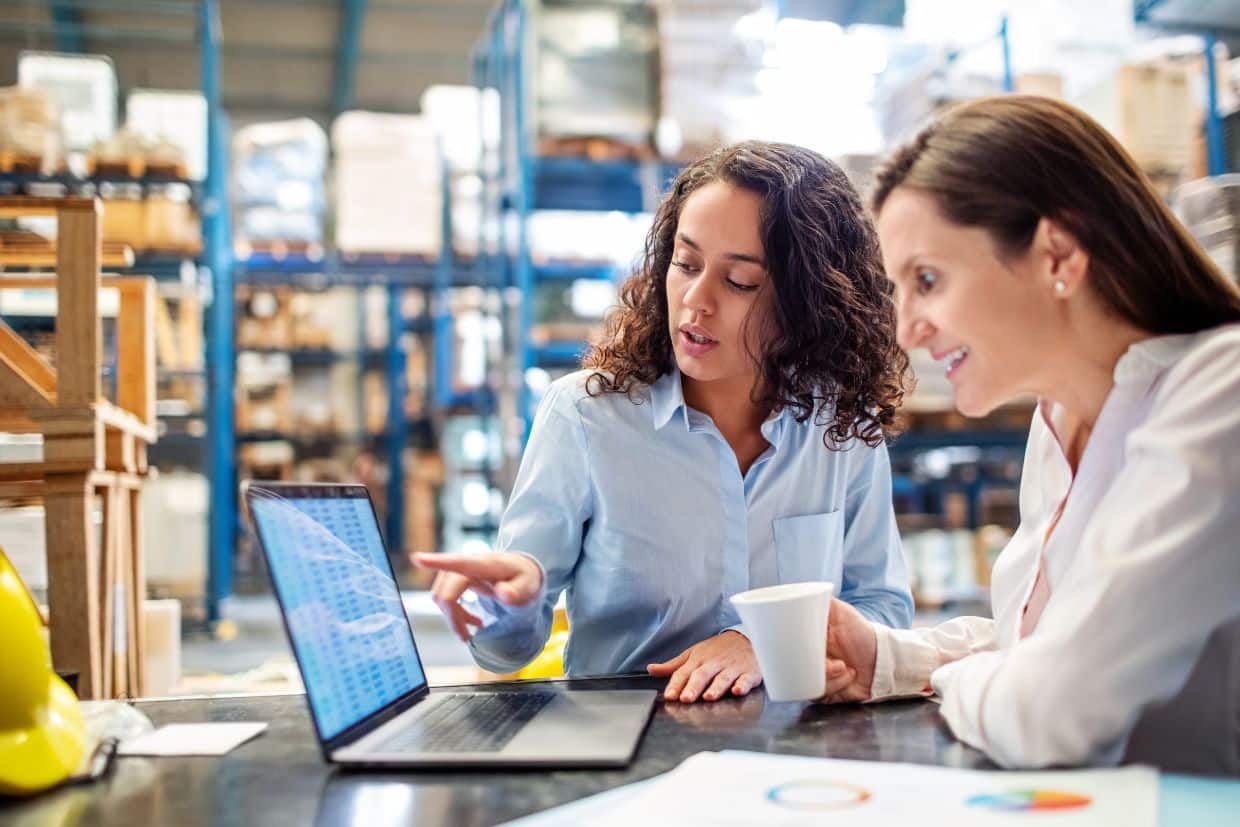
[475,551,548,626]
[930,650,1006,757]
[867,622,939,701]
[723,623,748,640]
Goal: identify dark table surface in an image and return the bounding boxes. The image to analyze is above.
[1,676,995,827]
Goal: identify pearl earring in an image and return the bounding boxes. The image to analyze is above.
[1053,280,1066,294]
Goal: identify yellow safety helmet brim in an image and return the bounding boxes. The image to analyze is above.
[0,549,89,796]
[0,675,88,797]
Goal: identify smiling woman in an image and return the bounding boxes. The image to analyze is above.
[820,95,1240,777]
[416,141,915,705]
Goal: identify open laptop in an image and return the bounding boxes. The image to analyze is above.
[244,481,656,768]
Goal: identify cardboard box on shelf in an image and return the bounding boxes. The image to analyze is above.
[0,85,63,173]
[101,194,146,250]
[363,370,388,435]
[239,441,295,480]
[405,450,445,565]
[289,289,358,351]
[236,381,292,434]
[142,599,182,698]
[291,369,336,437]
[236,287,293,350]
[1075,61,1197,180]
[332,112,443,256]
[144,190,200,253]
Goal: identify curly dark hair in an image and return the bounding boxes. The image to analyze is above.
[583,140,908,448]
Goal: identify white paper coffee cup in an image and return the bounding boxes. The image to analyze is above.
[730,581,834,702]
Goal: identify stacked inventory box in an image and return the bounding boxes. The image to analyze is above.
[332,111,442,256]
[0,85,63,173]
[1174,174,1240,283]
[654,0,768,157]
[233,119,327,251]
[17,51,116,154]
[1074,56,1228,195]
[531,0,659,151]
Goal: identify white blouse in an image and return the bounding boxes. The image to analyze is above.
[869,324,1240,774]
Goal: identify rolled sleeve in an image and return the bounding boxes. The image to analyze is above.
[869,616,997,701]
[468,383,593,674]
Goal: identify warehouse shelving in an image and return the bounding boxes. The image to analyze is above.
[0,1,229,622]
[1135,0,1240,176]
[473,0,674,439]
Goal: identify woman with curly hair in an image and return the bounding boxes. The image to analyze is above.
[416,141,913,702]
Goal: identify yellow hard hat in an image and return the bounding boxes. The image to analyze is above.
[0,547,88,797]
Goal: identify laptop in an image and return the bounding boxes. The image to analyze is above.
[244,481,656,768]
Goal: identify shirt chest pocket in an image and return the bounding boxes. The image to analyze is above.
[773,510,844,585]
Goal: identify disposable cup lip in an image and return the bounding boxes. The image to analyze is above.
[730,581,834,606]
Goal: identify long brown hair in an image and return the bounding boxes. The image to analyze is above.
[584,141,908,448]
[872,95,1240,333]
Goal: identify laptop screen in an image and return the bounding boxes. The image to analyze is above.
[249,486,427,741]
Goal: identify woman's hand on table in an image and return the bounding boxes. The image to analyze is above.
[647,630,762,703]
[412,551,543,642]
[819,598,877,703]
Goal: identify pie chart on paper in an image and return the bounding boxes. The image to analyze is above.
[966,788,1093,812]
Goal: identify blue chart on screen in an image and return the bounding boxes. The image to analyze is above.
[253,496,426,740]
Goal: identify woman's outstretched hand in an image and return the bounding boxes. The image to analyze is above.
[412,551,543,642]
[647,630,762,703]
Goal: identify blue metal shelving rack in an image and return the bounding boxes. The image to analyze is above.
[474,0,673,439]
[199,0,235,626]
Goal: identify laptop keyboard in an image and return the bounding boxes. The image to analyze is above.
[379,692,555,754]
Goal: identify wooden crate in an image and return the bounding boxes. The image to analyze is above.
[0,196,157,700]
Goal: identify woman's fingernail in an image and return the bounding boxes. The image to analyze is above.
[681,692,694,702]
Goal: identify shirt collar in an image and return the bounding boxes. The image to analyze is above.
[649,367,688,431]
[1112,330,1208,389]
[649,365,793,445]
[1038,328,1221,448]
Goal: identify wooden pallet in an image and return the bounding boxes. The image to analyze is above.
[0,230,135,269]
[0,148,46,174]
[537,135,656,162]
[237,239,325,262]
[90,156,191,180]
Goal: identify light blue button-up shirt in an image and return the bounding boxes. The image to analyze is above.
[469,368,913,677]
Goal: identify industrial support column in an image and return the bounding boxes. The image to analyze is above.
[201,0,235,625]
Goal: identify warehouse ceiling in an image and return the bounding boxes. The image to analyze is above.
[0,0,495,126]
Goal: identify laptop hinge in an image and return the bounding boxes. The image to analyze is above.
[323,684,431,755]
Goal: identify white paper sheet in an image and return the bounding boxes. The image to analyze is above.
[501,780,656,827]
[514,751,1157,827]
[118,722,268,757]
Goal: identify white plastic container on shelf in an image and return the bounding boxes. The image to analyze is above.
[142,471,208,595]
[523,210,652,265]
[419,84,500,175]
[18,51,116,152]
[125,89,207,180]
[233,118,328,246]
[331,111,444,255]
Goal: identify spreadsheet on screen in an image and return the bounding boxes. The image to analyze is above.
[251,495,426,739]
